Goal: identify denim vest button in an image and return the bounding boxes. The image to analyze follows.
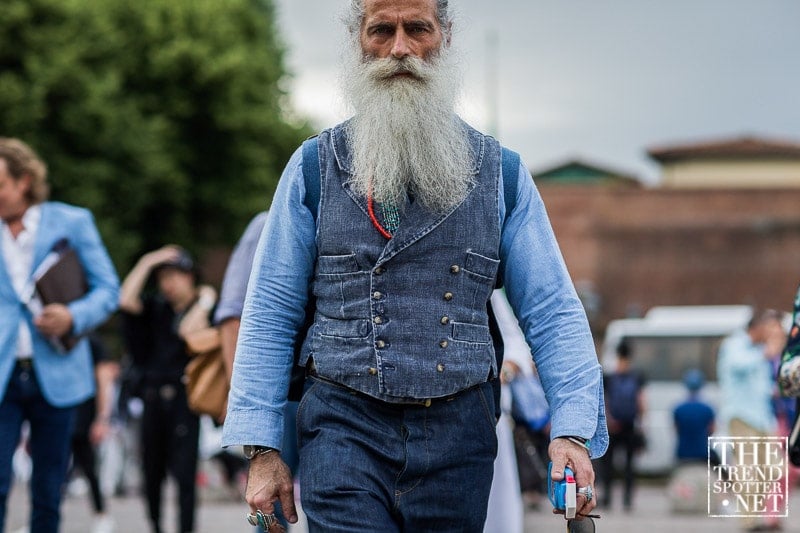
[373,291,383,300]
[439,340,448,348]
[374,266,385,275]
[437,363,445,372]
[440,316,449,325]
[374,316,383,324]
[368,367,378,375]
[450,265,460,274]
[443,292,453,301]
[376,339,386,349]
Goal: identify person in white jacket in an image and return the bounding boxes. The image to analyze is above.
[484,290,536,533]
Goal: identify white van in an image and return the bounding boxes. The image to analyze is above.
[600,305,754,474]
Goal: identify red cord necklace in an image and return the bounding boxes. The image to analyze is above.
[367,185,393,239]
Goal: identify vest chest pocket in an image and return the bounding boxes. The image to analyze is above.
[317,253,360,274]
[314,253,369,318]
[450,321,491,346]
[460,251,500,310]
[316,316,371,340]
[463,251,500,281]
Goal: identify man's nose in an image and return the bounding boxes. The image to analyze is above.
[391,30,412,59]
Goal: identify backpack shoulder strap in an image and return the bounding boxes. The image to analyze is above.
[490,149,534,420]
[302,136,321,222]
[495,147,521,290]
[501,147,521,218]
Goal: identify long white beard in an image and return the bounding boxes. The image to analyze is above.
[341,45,473,213]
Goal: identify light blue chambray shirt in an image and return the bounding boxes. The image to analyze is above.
[222,144,608,458]
[717,329,777,434]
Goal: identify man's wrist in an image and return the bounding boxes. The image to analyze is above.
[243,445,278,460]
[559,435,591,452]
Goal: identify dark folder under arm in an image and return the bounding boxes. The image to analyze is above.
[34,245,88,352]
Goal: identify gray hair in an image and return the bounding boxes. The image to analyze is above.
[345,0,452,38]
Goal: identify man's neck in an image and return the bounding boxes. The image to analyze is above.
[2,207,29,239]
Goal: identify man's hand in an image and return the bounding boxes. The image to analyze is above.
[34,303,73,338]
[89,418,111,446]
[549,437,597,518]
[246,452,297,527]
[141,245,183,270]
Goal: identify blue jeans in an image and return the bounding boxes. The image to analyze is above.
[297,376,498,532]
[0,362,75,533]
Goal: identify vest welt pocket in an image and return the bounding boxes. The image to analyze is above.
[450,321,491,345]
[463,251,500,281]
[317,316,371,339]
[317,253,361,275]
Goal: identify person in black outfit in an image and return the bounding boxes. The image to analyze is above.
[119,246,216,533]
[597,340,645,511]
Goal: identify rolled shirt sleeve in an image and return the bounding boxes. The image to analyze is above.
[222,148,316,450]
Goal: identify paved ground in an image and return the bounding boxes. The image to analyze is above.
[6,479,800,532]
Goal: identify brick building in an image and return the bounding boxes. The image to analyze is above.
[536,136,800,333]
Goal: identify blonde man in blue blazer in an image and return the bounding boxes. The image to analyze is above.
[0,138,119,533]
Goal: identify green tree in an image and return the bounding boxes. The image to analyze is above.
[0,0,312,272]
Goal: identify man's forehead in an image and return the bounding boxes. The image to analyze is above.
[363,0,439,24]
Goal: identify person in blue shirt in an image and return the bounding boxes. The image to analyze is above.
[673,369,715,462]
[213,211,301,529]
[222,1,607,530]
[0,137,120,533]
[717,309,784,532]
[668,368,717,515]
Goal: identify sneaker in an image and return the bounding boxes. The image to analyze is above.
[92,515,115,533]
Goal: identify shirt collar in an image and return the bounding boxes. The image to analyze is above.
[21,205,42,235]
[1,205,41,244]
[1,204,41,232]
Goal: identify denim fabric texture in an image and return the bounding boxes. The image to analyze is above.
[0,363,76,533]
[223,118,608,459]
[301,121,500,401]
[297,376,497,532]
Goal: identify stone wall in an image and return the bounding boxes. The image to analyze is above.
[539,185,800,331]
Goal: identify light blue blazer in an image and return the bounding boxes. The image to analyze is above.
[0,202,120,408]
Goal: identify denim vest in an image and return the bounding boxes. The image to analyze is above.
[300,120,502,402]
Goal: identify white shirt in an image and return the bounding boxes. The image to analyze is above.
[1,205,41,357]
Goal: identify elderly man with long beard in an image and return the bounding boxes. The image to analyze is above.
[222,1,607,531]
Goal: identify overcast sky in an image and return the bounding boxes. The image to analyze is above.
[272,1,800,184]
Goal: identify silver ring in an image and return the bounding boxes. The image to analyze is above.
[577,485,593,502]
[246,510,277,531]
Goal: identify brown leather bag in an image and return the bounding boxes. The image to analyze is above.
[184,327,228,421]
